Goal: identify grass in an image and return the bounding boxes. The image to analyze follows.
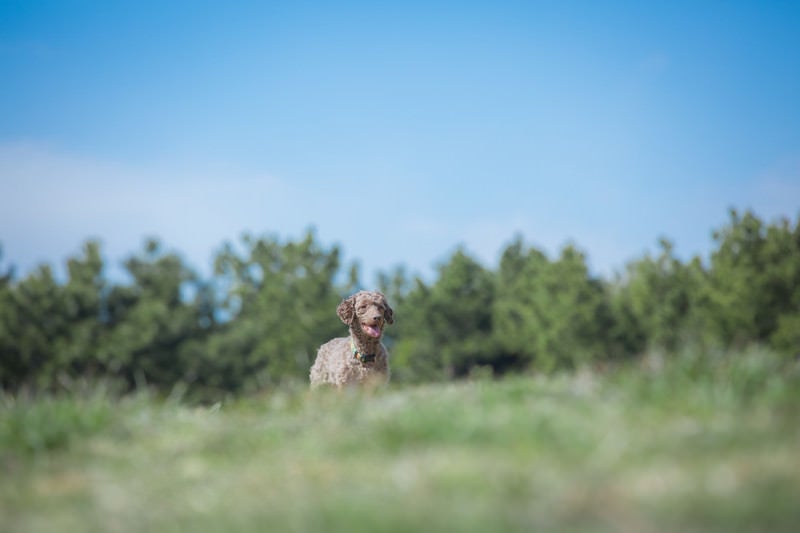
[2,347,799,532]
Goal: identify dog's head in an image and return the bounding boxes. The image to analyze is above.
[337,290,394,339]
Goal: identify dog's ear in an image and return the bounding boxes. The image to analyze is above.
[336,295,355,325]
[383,300,394,325]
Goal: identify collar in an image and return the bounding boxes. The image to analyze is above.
[351,337,377,363]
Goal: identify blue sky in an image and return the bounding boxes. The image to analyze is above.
[1,1,799,282]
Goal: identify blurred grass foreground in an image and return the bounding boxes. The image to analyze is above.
[2,347,799,532]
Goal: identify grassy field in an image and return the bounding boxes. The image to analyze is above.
[2,347,799,532]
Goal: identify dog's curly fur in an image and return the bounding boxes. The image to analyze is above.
[309,290,394,388]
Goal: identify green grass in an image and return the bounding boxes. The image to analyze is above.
[2,348,799,532]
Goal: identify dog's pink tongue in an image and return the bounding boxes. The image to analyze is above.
[364,325,381,338]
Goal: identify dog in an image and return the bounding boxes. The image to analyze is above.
[309,290,394,388]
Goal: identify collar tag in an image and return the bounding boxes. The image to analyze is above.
[351,337,377,363]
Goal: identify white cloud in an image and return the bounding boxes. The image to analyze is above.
[749,156,800,219]
[0,142,458,283]
[392,210,632,278]
[0,142,299,276]
[3,142,796,285]
[455,213,640,277]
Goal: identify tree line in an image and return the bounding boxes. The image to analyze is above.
[1,209,798,399]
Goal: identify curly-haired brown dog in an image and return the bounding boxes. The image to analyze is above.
[309,290,394,388]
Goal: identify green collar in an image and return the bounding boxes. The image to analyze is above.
[351,337,377,363]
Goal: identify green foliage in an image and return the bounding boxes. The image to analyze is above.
[388,249,496,380]
[1,210,798,393]
[200,230,352,393]
[610,239,702,354]
[0,231,352,398]
[3,209,800,531]
[494,239,612,372]
[2,261,83,389]
[3,351,799,532]
[0,385,115,456]
[771,313,800,357]
[98,239,212,390]
[621,345,800,411]
[701,209,800,348]
[424,249,496,376]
